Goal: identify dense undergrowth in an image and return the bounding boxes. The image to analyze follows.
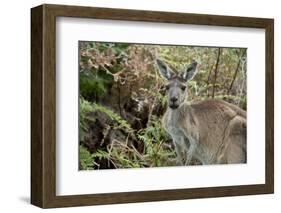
[78,42,247,169]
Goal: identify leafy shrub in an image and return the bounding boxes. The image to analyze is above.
[79,42,247,169]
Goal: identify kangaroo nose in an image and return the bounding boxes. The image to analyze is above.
[171,97,178,102]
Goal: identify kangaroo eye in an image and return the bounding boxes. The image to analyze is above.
[181,85,186,91]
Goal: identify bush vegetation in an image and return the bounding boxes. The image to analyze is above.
[78,41,247,170]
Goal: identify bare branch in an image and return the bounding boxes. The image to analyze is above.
[227,49,246,95]
[212,48,222,98]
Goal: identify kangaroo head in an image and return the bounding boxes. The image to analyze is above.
[156,59,198,109]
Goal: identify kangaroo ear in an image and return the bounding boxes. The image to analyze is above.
[156,59,174,80]
[180,60,198,81]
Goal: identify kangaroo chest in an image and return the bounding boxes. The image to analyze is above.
[165,112,188,145]
[166,113,182,134]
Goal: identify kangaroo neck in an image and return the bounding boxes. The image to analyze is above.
[167,105,183,122]
[166,103,191,123]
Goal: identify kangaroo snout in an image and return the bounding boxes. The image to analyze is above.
[170,96,178,102]
[169,96,180,109]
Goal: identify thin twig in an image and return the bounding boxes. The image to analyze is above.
[237,58,246,107]
[212,48,222,98]
[227,49,246,94]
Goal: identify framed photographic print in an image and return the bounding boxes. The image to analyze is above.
[31,4,274,208]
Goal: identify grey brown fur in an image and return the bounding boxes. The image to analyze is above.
[156,59,246,165]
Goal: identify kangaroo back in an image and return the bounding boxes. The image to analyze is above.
[178,100,246,164]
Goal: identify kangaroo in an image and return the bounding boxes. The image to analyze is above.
[156,59,246,166]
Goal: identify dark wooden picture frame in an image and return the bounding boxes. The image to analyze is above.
[31,4,274,208]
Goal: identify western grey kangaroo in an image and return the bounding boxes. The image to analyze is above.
[156,59,246,166]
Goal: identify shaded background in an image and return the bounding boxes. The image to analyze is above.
[79,42,247,170]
